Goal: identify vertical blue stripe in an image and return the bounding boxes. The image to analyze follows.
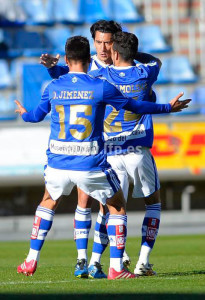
[104,169,117,193]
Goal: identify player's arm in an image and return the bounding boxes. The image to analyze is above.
[39,53,69,79]
[103,80,191,114]
[15,86,51,122]
[135,52,162,69]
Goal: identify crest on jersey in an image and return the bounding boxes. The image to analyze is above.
[119,72,125,77]
[72,76,77,83]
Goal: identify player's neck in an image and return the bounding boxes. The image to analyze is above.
[115,60,134,67]
[67,60,89,73]
[69,65,88,73]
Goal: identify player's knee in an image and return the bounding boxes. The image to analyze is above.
[106,189,126,214]
[144,189,160,205]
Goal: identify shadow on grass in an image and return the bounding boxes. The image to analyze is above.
[159,270,205,277]
[0,294,205,300]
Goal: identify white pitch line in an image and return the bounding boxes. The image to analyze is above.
[0,279,95,286]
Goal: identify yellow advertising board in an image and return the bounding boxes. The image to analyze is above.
[151,122,205,175]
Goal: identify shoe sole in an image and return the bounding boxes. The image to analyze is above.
[75,274,88,279]
[17,271,34,277]
[88,274,107,279]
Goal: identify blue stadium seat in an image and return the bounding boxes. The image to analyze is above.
[167,56,199,84]
[44,27,72,55]
[0,1,25,27]
[156,86,199,115]
[106,0,144,23]
[18,0,52,25]
[78,0,108,23]
[9,30,45,57]
[191,86,205,115]
[47,0,82,24]
[0,93,17,121]
[155,58,171,84]
[135,25,172,53]
[0,60,11,89]
[73,26,95,54]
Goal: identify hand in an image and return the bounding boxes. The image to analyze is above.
[169,92,191,112]
[14,100,27,116]
[39,53,60,68]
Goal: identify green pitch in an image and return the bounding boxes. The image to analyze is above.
[0,235,205,300]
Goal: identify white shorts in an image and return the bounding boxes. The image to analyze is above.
[44,166,120,205]
[107,147,160,200]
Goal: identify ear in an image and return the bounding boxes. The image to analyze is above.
[65,55,68,64]
[115,51,119,61]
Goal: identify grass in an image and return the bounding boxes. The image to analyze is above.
[0,235,205,299]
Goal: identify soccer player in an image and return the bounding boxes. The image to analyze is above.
[89,31,164,276]
[40,20,133,277]
[15,36,189,280]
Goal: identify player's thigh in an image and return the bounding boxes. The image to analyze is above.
[107,155,129,201]
[77,188,93,208]
[44,165,75,201]
[71,168,121,206]
[125,148,160,198]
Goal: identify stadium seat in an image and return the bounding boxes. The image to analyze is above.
[44,27,72,55]
[11,30,45,57]
[0,93,17,121]
[155,58,171,84]
[0,0,25,27]
[0,60,11,89]
[106,0,144,23]
[135,25,172,53]
[17,0,52,25]
[191,86,205,115]
[79,0,108,23]
[156,86,199,115]
[47,0,82,24]
[167,56,199,84]
[73,26,95,54]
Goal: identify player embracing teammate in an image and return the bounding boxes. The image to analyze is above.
[16,22,190,280]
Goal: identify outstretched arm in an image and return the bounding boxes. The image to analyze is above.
[15,86,51,122]
[103,80,190,114]
[39,53,69,79]
[123,92,190,114]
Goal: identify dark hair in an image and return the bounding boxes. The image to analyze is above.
[90,20,122,39]
[65,36,90,64]
[112,32,138,61]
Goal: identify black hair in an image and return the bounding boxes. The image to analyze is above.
[112,31,138,61]
[65,36,90,64]
[90,20,122,39]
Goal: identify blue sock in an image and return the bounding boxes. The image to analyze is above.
[74,205,91,261]
[107,214,127,272]
[138,203,161,265]
[27,206,54,262]
[89,211,109,266]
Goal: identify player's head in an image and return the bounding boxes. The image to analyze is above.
[65,36,91,66]
[111,31,138,66]
[90,20,122,64]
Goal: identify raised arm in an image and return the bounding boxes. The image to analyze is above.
[135,52,162,69]
[39,53,69,79]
